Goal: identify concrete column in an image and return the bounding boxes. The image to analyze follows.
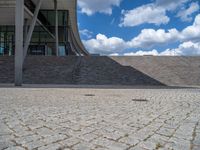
[15,0,24,86]
[54,0,59,56]
[23,0,43,60]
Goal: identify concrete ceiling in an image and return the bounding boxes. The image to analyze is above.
[0,8,33,25]
[0,0,76,25]
[31,0,75,10]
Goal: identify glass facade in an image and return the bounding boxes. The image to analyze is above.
[0,10,70,56]
[0,26,15,56]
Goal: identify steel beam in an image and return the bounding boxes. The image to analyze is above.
[24,18,28,41]
[23,0,43,60]
[24,6,55,39]
[54,0,59,56]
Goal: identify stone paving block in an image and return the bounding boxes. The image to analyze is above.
[193,133,200,145]
[59,137,80,147]
[34,127,54,137]
[4,146,25,150]
[22,139,46,149]
[156,127,175,137]
[43,134,68,145]
[164,137,191,150]
[193,145,200,150]
[0,127,12,136]
[38,143,62,150]
[0,140,16,150]
[78,133,98,142]
[0,88,200,150]
[137,141,158,150]
[119,136,140,146]
[72,142,96,150]
[102,131,124,141]
[129,145,146,150]
[106,141,129,150]
[15,134,41,145]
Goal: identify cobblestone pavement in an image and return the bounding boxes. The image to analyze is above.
[0,88,200,150]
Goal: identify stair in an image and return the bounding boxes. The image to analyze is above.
[0,56,200,86]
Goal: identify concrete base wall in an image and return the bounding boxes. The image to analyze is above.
[0,56,200,86]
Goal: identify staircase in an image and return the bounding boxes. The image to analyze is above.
[0,56,200,86]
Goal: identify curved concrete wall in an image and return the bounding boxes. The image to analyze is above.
[68,0,89,55]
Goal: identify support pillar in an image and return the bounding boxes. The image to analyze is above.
[54,0,59,56]
[15,0,24,86]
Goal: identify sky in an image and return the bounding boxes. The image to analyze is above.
[77,0,200,56]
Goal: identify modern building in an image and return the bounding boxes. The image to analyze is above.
[0,0,89,85]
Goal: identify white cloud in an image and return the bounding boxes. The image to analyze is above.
[110,53,120,56]
[79,29,93,39]
[156,0,190,11]
[83,34,127,54]
[128,14,200,49]
[177,2,199,22]
[78,0,122,15]
[128,28,180,48]
[120,0,196,27]
[124,49,159,56]
[83,14,200,55]
[120,4,169,27]
[123,41,200,56]
[123,49,177,56]
[167,41,200,55]
[181,14,200,41]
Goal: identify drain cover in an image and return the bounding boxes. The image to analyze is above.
[132,99,148,102]
[85,94,95,97]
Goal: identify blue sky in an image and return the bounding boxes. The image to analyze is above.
[77,0,200,56]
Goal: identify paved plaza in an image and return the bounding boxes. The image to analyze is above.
[0,87,200,150]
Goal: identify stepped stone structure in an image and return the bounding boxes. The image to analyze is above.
[0,56,200,87]
[0,0,89,86]
[0,1,199,87]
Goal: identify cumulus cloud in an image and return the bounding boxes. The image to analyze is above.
[124,50,159,56]
[181,14,200,41]
[120,4,169,27]
[177,2,199,22]
[156,0,190,11]
[128,28,180,48]
[123,41,200,56]
[78,0,122,15]
[79,29,93,39]
[110,53,120,56]
[128,14,200,49]
[83,14,200,55]
[167,41,200,55]
[83,34,127,54]
[120,0,196,27]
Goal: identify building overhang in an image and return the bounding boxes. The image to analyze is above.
[0,0,89,56]
[31,0,75,10]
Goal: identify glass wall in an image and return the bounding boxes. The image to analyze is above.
[29,10,69,56]
[0,26,15,56]
[0,10,70,56]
